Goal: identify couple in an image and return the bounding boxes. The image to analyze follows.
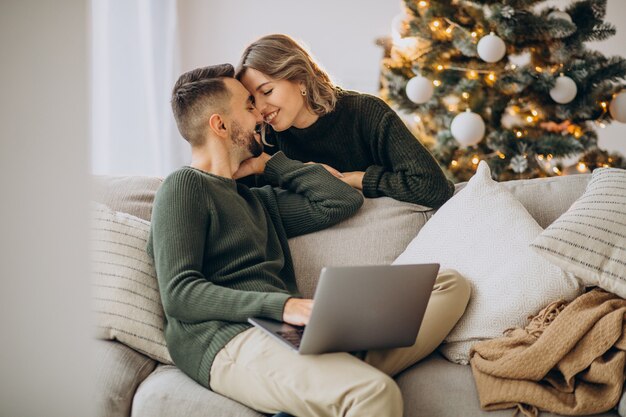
[147,34,470,417]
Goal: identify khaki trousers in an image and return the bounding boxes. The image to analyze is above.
[210,270,470,417]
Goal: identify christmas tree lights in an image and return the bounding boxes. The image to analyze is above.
[380,0,626,181]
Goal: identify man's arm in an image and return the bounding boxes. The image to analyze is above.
[149,169,290,324]
[251,152,364,238]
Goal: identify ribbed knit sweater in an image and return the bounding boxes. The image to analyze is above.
[264,90,454,207]
[146,152,363,388]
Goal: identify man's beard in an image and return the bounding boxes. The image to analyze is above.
[231,121,263,158]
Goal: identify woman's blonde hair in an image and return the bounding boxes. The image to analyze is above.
[236,34,338,115]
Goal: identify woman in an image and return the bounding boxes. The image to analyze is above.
[235,34,454,207]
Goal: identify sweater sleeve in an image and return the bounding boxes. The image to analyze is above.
[253,152,364,238]
[149,170,290,324]
[360,100,455,208]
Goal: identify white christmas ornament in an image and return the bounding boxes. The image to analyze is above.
[477,32,506,63]
[548,10,573,23]
[406,75,434,104]
[450,110,485,147]
[549,74,577,104]
[609,91,626,123]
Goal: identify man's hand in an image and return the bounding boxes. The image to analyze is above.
[282,298,313,326]
[305,161,344,179]
[341,171,365,190]
[233,153,272,179]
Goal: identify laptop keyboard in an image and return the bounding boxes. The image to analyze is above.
[277,327,305,348]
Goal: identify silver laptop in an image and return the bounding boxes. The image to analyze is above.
[248,263,439,355]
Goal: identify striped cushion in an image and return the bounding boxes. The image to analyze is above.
[531,168,626,298]
[91,203,173,364]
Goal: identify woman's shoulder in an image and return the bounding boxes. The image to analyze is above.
[336,89,394,115]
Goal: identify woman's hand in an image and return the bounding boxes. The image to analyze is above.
[305,161,344,179]
[282,298,314,326]
[341,171,365,190]
[233,153,272,179]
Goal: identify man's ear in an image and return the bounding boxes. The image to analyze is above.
[208,114,228,138]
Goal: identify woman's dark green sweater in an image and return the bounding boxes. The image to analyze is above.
[264,90,454,207]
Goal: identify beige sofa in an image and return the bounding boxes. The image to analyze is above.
[92,172,620,417]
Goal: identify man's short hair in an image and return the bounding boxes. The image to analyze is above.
[171,64,235,146]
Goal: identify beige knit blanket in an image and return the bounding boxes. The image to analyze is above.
[469,289,626,416]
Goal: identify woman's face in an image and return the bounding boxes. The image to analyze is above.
[240,68,317,131]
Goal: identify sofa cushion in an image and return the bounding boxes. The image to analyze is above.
[92,175,163,221]
[91,203,172,364]
[396,353,617,417]
[93,339,157,417]
[455,173,591,229]
[132,365,263,417]
[394,161,582,364]
[502,174,591,228]
[532,168,626,298]
[288,196,434,298]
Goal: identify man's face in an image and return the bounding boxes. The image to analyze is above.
[223,78,264,159]
[231,120,263,158]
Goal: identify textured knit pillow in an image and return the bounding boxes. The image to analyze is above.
[91,203,172,364]
[393,161,582,364]
[531,167,626,298]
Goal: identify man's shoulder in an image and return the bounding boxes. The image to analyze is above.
[163,167,233,192]
[163,166,201,185]
[157,167,218,206]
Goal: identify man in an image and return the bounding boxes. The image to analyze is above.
[148,64,470,417]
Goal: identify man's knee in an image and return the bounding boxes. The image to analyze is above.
[348,373,402,417]
[438,269,471,303]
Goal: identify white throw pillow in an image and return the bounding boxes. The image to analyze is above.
[91,203,173,364]
[531,167,626,298]
[394,161,582,364]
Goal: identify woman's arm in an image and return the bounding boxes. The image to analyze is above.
[361,101,454,208]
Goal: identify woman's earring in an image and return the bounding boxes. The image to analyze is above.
[301,90,307,96]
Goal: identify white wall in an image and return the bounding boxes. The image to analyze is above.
[178,0,401,94]
[178,0,625,155]
[0,1,93,416]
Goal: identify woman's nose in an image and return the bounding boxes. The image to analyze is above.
[254,96,267,115]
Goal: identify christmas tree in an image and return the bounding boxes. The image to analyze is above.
[380,0,626,182]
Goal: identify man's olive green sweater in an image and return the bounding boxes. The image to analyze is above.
[263,90,454,207]
[147,152,363,388]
